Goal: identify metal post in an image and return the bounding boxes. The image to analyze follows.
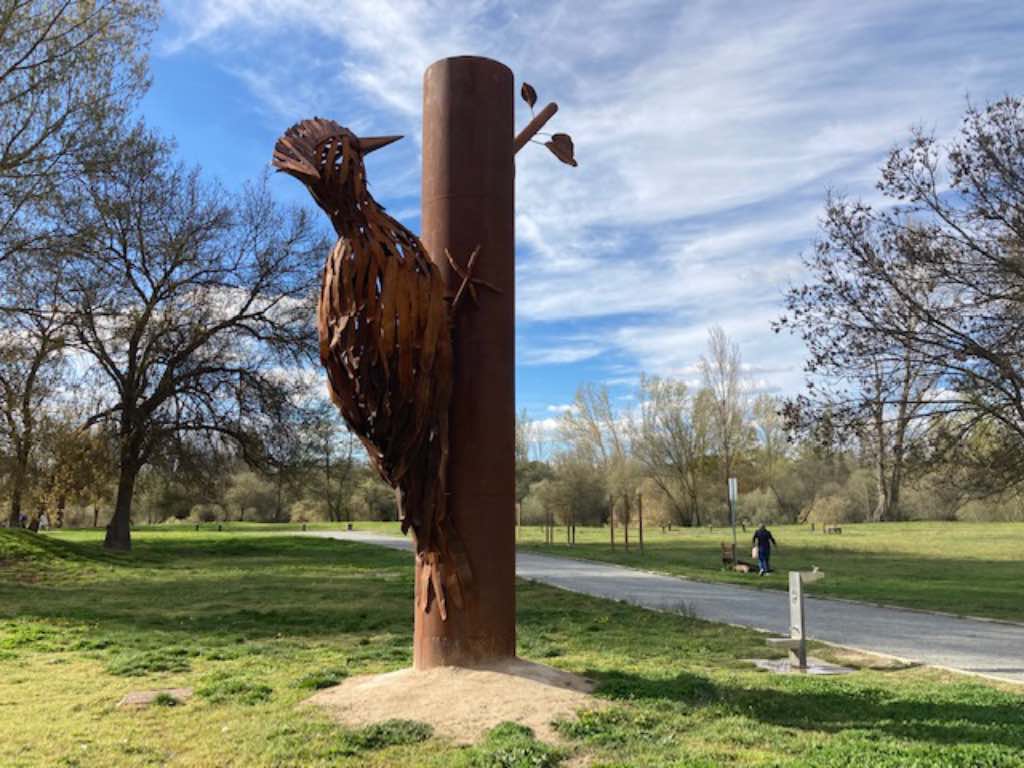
[624,494,630,552]
[416,56,515,668]
[638,492,644,555]
[609,494,615,551]
[728,477,738,553]
[788,571,807,669]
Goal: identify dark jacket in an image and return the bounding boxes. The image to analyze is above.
[752,528,777,553]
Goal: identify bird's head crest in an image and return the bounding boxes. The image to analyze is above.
[272,118,402,185]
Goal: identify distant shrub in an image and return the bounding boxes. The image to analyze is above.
[957,494,1024,522]
[224,471,279,522]
[190,504,221,523]
[347,477,397,521]
[737,487,779,525]
[288,498,327,523]
[805,495,849,525]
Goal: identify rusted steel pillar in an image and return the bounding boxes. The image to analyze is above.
[416,56,516,668]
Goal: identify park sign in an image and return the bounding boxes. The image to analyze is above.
[728,477,738,549]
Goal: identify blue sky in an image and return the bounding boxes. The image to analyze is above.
[147,0,1024,437]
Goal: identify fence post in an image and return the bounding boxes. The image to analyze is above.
[638,492,644,554]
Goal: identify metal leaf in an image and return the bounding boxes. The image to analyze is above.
[545,133,577,167]
[521,82,537,109]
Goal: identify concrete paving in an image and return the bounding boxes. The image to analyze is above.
[307,530,1024,686]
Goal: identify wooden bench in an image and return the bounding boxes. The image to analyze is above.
[824,525,843,535]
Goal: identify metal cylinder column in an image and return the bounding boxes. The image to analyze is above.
[416,56,516,668]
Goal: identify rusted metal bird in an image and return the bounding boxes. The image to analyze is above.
[272,118,493,619]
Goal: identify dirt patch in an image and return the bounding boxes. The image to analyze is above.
[304,658,602,744]
[117,688,193,708]
[821,647,917,671]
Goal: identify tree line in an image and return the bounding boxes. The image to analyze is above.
[0,1,392,548]
[520,94,1024,531]
[4,4,1022,547]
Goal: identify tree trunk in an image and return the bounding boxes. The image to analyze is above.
[638,493,644,554]
[623,495,630,551]
[889,466,902,520]
[7,444,29,528]
[872,387,890,523]
[609,494,615,550]
[105,460,139,550]
[8,476,24,528]
[275,474,284,523]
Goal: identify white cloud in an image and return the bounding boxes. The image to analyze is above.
[521,343,606,366]
[158,0,1024,397]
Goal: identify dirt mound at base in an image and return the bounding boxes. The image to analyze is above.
[304,658,601,744]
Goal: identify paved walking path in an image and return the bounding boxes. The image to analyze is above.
[307,530,1024,686]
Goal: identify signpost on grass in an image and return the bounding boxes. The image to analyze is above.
[728,477,738,553]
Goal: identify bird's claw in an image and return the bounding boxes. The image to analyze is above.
[445,245,500,309]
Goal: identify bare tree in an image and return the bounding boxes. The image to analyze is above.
[632,374,712,526]
[0,0,156,251]
[0,255,68,526]
[60,130,324,549]
[779,196,941,520]
[560,383,637,538]
[781,96,1024,494]
[303,398,358,523]
[515,408,533,465]
[751,394,788,508]
[699,326,749,507]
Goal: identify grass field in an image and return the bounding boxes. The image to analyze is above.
[509,520,1024,624]
[1,528,1023,767]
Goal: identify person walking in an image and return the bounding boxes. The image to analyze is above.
[38,512,49,531]
[752,524,778,576]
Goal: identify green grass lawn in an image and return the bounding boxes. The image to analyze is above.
[1,528,1022,767]
[507,521,1024,623]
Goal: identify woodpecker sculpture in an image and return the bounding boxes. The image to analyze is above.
[273,93,573,623]
[272,118,493,619]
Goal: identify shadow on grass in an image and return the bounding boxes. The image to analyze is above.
[0,536,415,654]
[587,668,1024,750]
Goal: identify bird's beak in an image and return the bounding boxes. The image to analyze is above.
[358,135,403,154]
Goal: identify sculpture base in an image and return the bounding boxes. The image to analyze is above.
[303,658,599,744]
